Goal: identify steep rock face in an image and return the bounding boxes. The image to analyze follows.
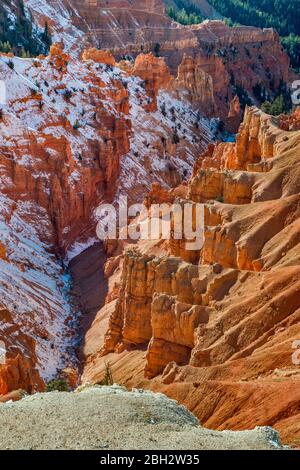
[0,355,43,396]
[228,95,241,118]
[226,95,242,132]
[82,107,300,446]
[25,0,173,52]
[0,196,80,392]
[133,53,172,111]
[24,0,291,118]
[0,44,212,253]
[0,44,213,395]
[100,250,204,377]
[189,168,254,204]
[0,306,44,395]
[0,44,131,252]
[172,55,216,115]
[193,106,292,173]
[103,252,156,352]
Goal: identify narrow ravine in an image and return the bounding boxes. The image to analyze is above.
[68,242,108,377]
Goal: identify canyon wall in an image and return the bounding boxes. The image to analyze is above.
[0,1,298,446]
[0,45,212,394]
[82,106,300,447]
[24,1,291,118]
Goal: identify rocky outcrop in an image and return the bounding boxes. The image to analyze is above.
[82,48,116,66]
[133,53,172,111]
[0,43,214,396]
[82,107,300,447]
[49,43,70,73]
[192,106,286,173]
[279,107,300,131]
[189,168,254,204]
[144,183,176,209]
[226,95,242,132]
[0,304,44,394]
[173,55,216,115]
[24,1,291,118]
[99,250,203,375]
[0,386,284,450]
[228,95,241,118]
[0,356,43,396]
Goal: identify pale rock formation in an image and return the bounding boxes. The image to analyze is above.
[0,386,284,450]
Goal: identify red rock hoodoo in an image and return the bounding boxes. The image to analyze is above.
[1,0,299,449]
[81,107,300,448]
[25,1,291,118]
[0,41,213,395]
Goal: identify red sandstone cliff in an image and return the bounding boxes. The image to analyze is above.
[0,2,299,448]
[0,44,212,394]
[81,106,300,447]
[24,1,291,119]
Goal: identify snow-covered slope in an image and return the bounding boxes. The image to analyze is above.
[24,0,85,50]
[0,196,78,379]
[0,45,212,389]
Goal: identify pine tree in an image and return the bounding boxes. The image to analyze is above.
[42,21,52,52]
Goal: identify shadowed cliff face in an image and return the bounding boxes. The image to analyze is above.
[69,242,108,369]
[81,107,300,447]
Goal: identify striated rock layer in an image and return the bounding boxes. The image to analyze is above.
[0,45,213,395]
[24,1,291,118]
[0,1,298,447]
[81,106,300,447]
